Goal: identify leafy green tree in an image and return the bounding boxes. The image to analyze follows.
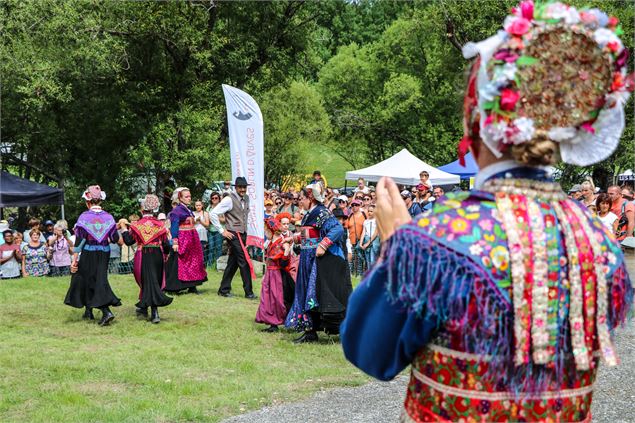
[260,81,331,186]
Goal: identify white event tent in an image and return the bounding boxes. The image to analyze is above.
[345,148,460,186]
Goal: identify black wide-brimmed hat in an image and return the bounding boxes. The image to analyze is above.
[232,176,249,187]
[332,208,346,219]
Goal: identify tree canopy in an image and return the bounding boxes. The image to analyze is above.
[1,0,632,222]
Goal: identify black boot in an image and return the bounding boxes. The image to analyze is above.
[150,307,160,324]
[261,325,279,333]
[82,307,94,320]
[135,307,148,317]
[187,287,200,295]
[293,330,318,344]
[98,307,115,326]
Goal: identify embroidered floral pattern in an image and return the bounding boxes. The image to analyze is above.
[404,346,596,423]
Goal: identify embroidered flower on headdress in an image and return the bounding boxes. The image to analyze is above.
[463,0,633,166]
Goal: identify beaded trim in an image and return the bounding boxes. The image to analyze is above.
[567,201,618,367]
[552,202,590,370]
[411,368,594,401]
[482,178,567,201]
[427,343,600,364]
[527,200,550,364]
[495,193,530,366]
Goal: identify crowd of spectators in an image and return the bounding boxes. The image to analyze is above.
[258,171,451,277]
[11,171,629,281]
[0,219,73,279]
[568,179,635,242]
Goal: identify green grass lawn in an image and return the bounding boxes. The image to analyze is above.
[0,271,369,422]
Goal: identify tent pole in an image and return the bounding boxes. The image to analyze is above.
[61,204,65,221]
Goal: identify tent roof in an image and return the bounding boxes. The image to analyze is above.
[0,171,64,207]
[438,152,479,180]
[345,149,460,186]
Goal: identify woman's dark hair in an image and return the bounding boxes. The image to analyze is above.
[596,193,612,209]
[88,198,102,206]
[210,191,221,200]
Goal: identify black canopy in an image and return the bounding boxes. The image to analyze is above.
[0,171,64,207]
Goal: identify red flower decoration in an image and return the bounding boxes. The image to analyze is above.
[608,16,619,28]
[500,89,521,111]
[520,0,534,20]
[607,41,620,53]
[580,122,595,134]
[505,18,531,36]
[611,72,624,91]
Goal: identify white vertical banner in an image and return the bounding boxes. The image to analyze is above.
[222,84,264,248]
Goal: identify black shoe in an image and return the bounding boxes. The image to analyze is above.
[82,308,94,320]
[150,307,160,324]
[135,307,148,317]
[293,331,318,344]
[98,309,115,326]
[187,287,201,295]
[245,293,257,300]
[218,292,234,298]
[261,325,279,333]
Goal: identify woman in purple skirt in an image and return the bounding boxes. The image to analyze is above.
[164,187,207,294]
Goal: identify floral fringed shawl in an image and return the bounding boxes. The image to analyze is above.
[341,173,632,423]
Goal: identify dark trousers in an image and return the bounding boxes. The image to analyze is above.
[218,231,253,296]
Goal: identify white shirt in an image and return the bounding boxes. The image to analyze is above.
[1,249,20,278]
[210,191,247,233]
[598,212,618,230]
[210,195,234,233]
[362,218,377,240]
[193,211,209,242]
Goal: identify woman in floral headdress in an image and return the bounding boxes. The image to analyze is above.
[256,216,294,333]
[342,2,633,422]
[285,183,352,343]
[164,187,207,294]
[64,185,121,326]
[121,194,173,324]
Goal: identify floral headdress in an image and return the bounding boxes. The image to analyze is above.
[82,185,106,201]
[275,212,292,222]
[141,194,160,213]
[461,1,633,166]
[265,217,283,233]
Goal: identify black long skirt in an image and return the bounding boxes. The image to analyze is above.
[64,250,122,309]
[311,254,352,335]
[137,247,173,308]
[163,251,205,293]
[279,259,296,312]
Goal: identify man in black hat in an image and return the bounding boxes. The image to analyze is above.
[43,220,55,241]
[210,176,256,299]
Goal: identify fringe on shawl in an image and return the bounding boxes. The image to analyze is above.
[381,224,626,396]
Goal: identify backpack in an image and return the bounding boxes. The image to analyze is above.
[615,201,629,240]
